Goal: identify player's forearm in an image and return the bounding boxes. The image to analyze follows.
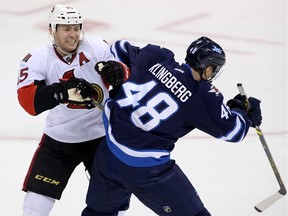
[17,80,59,115]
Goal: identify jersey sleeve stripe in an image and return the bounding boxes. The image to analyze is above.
[17,83,37,115]
[219,111,247,142]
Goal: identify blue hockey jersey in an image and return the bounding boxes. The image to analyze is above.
[102,40,251,167]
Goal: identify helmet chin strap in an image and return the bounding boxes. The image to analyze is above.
[200,66,217,83]
[53,43,77,56]
[49,31,84,57]
[197,69,205,81]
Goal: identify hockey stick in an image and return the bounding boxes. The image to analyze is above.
[73,87,104,111]
[237,83,286,212]
[91,99,104,111]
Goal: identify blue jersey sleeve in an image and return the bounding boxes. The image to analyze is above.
[189,82,251,142]
[111,40,139,67]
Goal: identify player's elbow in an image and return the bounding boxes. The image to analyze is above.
[17,86,37,116]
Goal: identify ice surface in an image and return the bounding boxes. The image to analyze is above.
[0,0,286,215]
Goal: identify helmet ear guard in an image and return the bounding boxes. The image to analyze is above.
[185,36,226,82]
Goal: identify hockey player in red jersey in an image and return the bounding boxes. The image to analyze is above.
[17,4,128,216]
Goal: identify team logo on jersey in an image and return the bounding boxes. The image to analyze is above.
[62,69,75,79]
[163,206,172,213]
[208,85,220,96]
[91,83,104,104]
[67,83,104,109]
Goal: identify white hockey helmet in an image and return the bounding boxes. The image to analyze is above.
[49,4,82,32]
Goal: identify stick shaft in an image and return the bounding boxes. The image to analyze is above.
[91,99,104,111]
[254,126,286,195]
[237,83,286,195]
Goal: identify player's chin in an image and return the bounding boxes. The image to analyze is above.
[65,44,78,52]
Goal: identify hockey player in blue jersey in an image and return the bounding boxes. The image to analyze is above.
[81,36,262,216]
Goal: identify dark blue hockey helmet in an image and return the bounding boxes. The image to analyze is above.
[185,36,226,82]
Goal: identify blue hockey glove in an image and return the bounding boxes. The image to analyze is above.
[227,94,262,128]
[248,97,262,127]
[226,94,245,110]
